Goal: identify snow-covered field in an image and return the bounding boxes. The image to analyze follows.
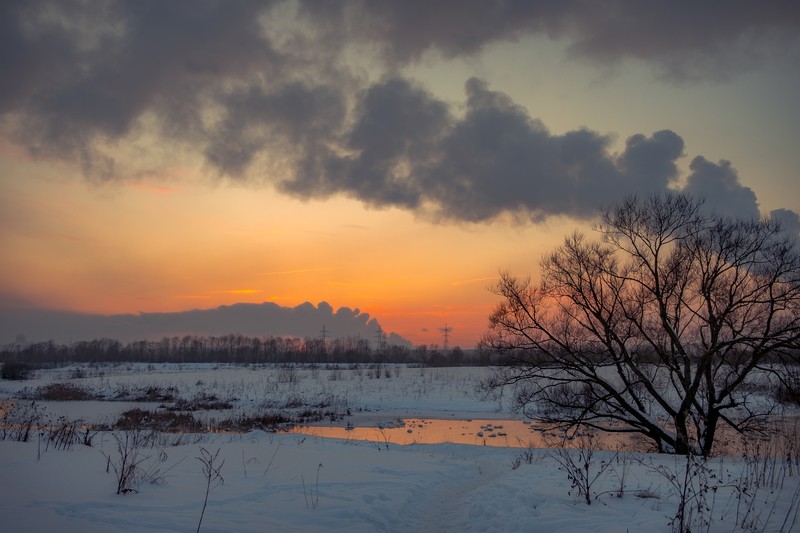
[1,363,799,532]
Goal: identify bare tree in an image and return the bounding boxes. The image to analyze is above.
[482,194,800,456]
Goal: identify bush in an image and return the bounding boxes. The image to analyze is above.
[26,382,98,401]
[114,408,203,432]
[103,430,169,494]
[777,369,800,406]
[214,412,292,432]
[1,361,33,380]
[133,386,178,403]
[113,385,178,402]
[168,393,233,411]
[0,401,44,442]
[46,416,98,450]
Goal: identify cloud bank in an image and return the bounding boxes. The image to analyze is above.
[305,0,800,80]
[0,301,410,347]
[2,0,798,227]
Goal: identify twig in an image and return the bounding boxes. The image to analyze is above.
[196,447,224,533]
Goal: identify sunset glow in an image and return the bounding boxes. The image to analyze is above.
[2,2,799,348]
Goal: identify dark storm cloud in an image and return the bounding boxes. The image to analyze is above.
[2,0,798,224]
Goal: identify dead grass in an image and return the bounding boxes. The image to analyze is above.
[115,408,203,433]
[24,382,99,401]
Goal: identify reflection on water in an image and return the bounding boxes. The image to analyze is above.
[289,418,642,450]
[290,417,799,456]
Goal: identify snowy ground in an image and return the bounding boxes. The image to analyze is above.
[1,363,799,532]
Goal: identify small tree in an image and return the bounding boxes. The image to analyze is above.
[482,194,800,456]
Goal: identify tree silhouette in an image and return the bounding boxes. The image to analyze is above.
[482,194,800,456]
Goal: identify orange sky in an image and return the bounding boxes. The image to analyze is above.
[0,150,572,347]
[1,3,798,348]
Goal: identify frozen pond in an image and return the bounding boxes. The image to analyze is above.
[291,416,799,455]
[31,400,163,421]
[291,417,643,450]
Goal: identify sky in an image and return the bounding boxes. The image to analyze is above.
[2,1,800,348]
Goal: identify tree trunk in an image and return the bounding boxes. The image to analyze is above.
[702,410,720,457]
[673,413,691,455]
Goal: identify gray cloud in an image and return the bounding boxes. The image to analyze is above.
[1,0,798,226]
[0,301,410,347]
[556,1,800,82]
[279,77,450,210]
[683,156,760,220]
[307,0,800,80]
[206,82,347,179]
[2,0,287,180]
[277,77,687,222]
[771,208,800,237]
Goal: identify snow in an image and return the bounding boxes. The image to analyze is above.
[1,363,799,532]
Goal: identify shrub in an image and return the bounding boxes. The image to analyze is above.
[114,408,202,432]
[45,417,98,450]
[640,453,718,533]
[0,401,44,442]
[213,412,292,432]
[134,386,178,402]
[111,385,178,402]
[103,430,169,494]
[1,361,33,380]
[549,432,617,505]
[776,369,800,406]
[26,382,98,401]
[169,393,233,412]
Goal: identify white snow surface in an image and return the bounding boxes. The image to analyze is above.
[1,363,798,532]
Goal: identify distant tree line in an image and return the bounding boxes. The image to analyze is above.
[0,334,484,368]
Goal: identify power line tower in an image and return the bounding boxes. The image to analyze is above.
[320,324,328,352]
[442,323,451,350]
[374,326,386,352]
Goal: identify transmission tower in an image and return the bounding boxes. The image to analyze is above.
[442,323,451,350]
[375,326,386,351]
[320,324,328,352]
